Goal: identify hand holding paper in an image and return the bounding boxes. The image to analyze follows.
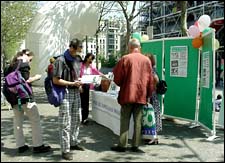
[79,75,101,84]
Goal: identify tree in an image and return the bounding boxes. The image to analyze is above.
[94,1,116,69]
[1,1,38,60]
[180,1,188,36]
[100,54,117,68]
[117,1,148,53]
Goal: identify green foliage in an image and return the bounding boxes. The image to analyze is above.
[1,1,38,59]
[100,54,119,68]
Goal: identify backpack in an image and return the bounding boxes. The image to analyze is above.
[3,61,33,110]
[154,70,167,95]
[44,76,66,107]
[156,79,167,95]
[44,55,66,107]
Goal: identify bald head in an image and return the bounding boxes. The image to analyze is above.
[128,38,141,53]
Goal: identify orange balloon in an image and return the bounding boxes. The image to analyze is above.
[192,36,203,48]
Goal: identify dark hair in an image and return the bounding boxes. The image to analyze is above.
[217,94,222,100]
[22,49,29,54]
[146,53,156,67]
[22,49,34,56]
[83,53,95,63]
[10,51,23,66]
[69,38,82,50]
[10,49,34,67]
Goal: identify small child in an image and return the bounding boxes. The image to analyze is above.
[215,94,222,112]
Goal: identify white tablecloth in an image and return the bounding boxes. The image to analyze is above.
[91,91,134,139]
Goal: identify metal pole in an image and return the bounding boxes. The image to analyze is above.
[147,1,153,39]
[150,1,153,26]
[96,34,99,69]
[163,1,166,38]
[86,35,88,55]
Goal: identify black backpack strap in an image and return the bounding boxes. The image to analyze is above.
[64,56,78,81]
[15,60,22,71]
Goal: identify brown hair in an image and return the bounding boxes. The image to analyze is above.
[10,49,34,67]
[146,53,156,67]
[22,49,34,56]
[10,51,23,66]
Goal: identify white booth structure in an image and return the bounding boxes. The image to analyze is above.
[25,1,99,85]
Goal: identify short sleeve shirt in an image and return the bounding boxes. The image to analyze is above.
[53,55,81,82]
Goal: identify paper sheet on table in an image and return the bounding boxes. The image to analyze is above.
[79,75,101,84]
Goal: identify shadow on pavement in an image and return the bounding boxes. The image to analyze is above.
[1,86,224,161]
[1,113,224,162]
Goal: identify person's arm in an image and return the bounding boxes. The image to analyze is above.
[90,65,109,80]
[52,77,82,87]
[147,61,154,97]
[152,73,159,91]
[91,66,103,75]
[52,58,82,87]
[26,74,42,83]
[18,62,41,83]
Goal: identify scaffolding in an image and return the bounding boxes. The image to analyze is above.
[139,1,224,86]
[139,1,224,39]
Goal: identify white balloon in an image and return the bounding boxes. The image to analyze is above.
[214,39,220,50]
[198,15,211,32]
[141,34,149,41]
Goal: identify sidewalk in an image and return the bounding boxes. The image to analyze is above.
[1,86,224,162]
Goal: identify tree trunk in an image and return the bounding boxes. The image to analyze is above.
[125,21,131,54]
[180,1,187,36]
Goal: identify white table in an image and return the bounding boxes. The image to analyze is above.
[91,91,134,139]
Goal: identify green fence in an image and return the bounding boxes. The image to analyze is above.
[164,38,199,121]
[141,40,164,112]
[198,31,215,130]
[140,33,218,137]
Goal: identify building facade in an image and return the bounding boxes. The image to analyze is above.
[83,19,124,60]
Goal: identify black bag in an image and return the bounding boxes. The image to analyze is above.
[156,79,167,95]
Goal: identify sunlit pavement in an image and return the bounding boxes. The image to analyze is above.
[1,86,224,162]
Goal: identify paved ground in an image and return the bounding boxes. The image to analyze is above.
[1,86,224,162]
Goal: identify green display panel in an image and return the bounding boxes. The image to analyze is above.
[141,40,163,79]
[141,40,163,111]
[198,31,214,130]
[164,38,199,121]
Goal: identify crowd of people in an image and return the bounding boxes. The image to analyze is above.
[2,38,165,160]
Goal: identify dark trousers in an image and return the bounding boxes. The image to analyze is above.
[80,84,90,122]
[119,103,143,148]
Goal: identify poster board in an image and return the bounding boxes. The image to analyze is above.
[198,31,215,130]
[163,38,199,121]
[141,40,164,112]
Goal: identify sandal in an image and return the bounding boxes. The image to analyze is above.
[147,139,159,145]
